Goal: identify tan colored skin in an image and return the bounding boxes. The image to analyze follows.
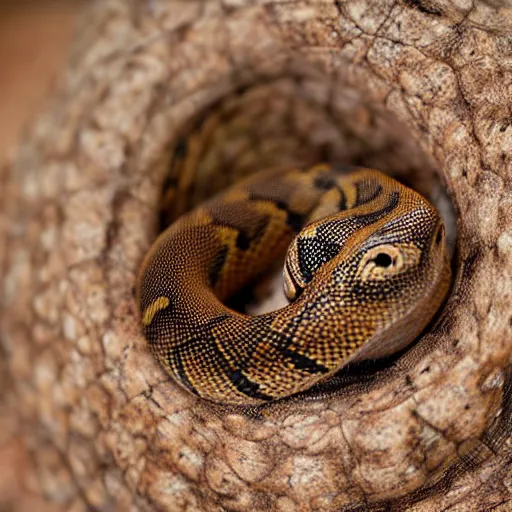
[137,166,451,405]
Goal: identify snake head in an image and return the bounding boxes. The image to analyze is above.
[283,179,451,365]
[346,209,451,361]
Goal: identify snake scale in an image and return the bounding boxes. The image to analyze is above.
[137,165,451,405]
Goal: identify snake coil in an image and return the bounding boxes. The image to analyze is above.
[137,165,451,405]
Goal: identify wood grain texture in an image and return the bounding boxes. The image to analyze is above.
[0,1,511,510]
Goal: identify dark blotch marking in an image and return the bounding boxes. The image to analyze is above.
[169,316,238,397]
[208,245,228,286]
[290,186,398,288]
[297,237,341,284]
[209,202,269,252]
[314,175,336,190]
[338,189,347,211]
[246,191,306,233]
[275,200,305,232]
[280,348,329,374]
[354,181,383,207]
[168,347,198,395]
[286,211,305,232]
[227,369,273,401]
[354,190,399,225]
[235,231,251,250]
[316,191,399,245]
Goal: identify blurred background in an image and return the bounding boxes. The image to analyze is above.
[0,3,83,510]
[0,0,83,165]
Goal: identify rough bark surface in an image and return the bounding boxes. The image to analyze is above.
[1,1,511,511]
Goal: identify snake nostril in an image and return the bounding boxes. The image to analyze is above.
[374,253,393,268]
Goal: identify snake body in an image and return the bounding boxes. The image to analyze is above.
[137,165,451,405]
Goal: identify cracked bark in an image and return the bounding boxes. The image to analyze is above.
[1,1,511,511]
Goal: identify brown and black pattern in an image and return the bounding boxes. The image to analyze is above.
[137,165,451,405]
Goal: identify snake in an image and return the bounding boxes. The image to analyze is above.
[137,164,451,405]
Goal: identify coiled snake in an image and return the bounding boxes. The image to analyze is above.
[137,165,451,405]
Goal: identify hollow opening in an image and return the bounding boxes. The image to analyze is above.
[160,69,454,228]
[153,64,457,398]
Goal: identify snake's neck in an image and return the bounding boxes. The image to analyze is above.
[262,256,450,372]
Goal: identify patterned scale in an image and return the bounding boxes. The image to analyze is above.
[137,165,451,405]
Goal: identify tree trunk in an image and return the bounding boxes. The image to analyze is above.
[1,1,511,511]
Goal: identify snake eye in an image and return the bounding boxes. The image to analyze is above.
[373,252,393,268]
[358,243,421,281]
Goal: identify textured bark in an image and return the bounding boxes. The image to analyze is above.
[1,1,511,511]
